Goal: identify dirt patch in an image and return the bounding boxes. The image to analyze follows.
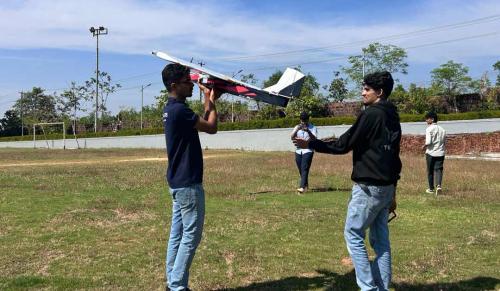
[0,154,231,168]
[36,249,66,276]
[341,257,352,267]
[48,207,157,230]
[223,250,236,279]
[0,157,166,167]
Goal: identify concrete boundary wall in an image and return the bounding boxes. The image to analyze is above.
[0,119,498,152]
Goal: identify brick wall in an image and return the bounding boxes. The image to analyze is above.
[327,101,362,116]
[401,131,500,155]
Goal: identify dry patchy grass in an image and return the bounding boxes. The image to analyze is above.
[0,148,498,290]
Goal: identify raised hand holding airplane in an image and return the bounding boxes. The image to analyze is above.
[153,51,305,107]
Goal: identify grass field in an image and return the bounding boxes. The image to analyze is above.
[0,148,499,291]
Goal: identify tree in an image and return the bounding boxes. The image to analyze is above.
[57,82,88,134]
[0,110,22,137]
[285,71,327,118]
[389,84,409,112]
[431,61,473,112]
[342,42,408,96]
[407,84,435,114]
[261,69,326,118]
[298,71,321,98]
[13,87,58,134]
[83,71,121,124]
[493,61,500,86]
[257,71,285,119]
[468,72,491,100]
[240,73,258,86]
[262,71,282,88]
[240,73,260,113]
[155,89,169,109]
[327,71,348,102]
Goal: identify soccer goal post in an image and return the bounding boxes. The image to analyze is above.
[33,122,66,149]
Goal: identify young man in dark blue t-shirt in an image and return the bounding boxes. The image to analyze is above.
[161,63,221,291]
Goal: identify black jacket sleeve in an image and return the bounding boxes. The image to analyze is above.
[309,112,372,154]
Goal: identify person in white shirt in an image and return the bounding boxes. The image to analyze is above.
[422,112,446,195]
[291,112,318,193]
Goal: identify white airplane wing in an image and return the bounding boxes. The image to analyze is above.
[153,51,262,91]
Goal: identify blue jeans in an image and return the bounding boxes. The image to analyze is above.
[166,184,205,291]
[344,183,395,291]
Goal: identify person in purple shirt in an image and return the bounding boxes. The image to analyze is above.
[161,63,221,291]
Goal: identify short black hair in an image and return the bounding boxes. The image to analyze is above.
[425,111,438,123]
[363,71,394,98]
[162,63,190,92]
[300,111,309,121]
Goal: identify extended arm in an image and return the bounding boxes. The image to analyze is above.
[294,113,370,154]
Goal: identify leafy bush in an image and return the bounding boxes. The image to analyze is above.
[1,110,499,142]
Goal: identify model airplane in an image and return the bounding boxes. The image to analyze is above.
[152,51,305,107]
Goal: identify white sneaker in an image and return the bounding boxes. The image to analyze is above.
[436,186,442,195]
[425,189,434,194]
[297,187,305,194]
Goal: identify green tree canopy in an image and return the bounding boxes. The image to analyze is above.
[342,42,408,95]
[13,87,58,128]
[83,71,121,118]
[57,82,88,133]
[0,110,22,137]
[154,89,169,109]
[327,71,348,102]
[493,61,500,86]
[262,71,282,88]
[240,73,260,110]
[240,73,258,86]
[57,82,87,117]
[431,60,473,96]
[284,70,327,117]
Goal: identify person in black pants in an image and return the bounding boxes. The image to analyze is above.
[422,112,446,195]
[425,154,444,192]
[291,112,317,193]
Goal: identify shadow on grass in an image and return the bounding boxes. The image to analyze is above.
[393,276,500,291]
[248,187,351,195]
[214,269,500,291]
[214,269,357,291]
[308,187,352,193]
[0,275,94,290]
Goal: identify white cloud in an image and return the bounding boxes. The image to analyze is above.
[0,0,498,74]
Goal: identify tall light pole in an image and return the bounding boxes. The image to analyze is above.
[19,91,24,136]
[89,26,108,132]
[140,83,151,131]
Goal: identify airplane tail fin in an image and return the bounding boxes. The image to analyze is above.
[264,68,305,98]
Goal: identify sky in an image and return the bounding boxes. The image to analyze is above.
[0,0,499,117]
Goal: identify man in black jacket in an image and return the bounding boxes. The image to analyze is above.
[294,71,401,291]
